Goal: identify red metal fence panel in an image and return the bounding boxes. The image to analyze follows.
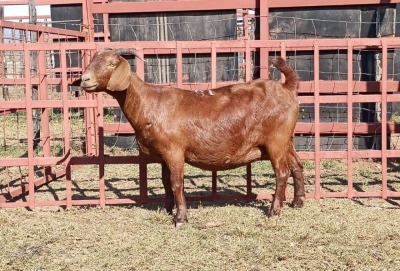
[1,0,400,208]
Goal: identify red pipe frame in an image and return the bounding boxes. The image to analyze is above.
[2,0,400,208]
[2,38,400,207]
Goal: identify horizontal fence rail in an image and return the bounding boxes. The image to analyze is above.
[2,37,400,207]
[2,0,400,208]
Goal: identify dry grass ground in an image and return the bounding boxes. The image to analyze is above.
[1,197,400,270]
[2,152,400,270]
[3,111,400,270]
[2,140,400,271]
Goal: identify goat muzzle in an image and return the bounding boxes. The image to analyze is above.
[80,73,98,92]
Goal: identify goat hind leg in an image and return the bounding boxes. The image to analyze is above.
[161,161,174,215]
[288,145,305,208]
[269,158,290,217]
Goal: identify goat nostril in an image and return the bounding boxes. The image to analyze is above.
[81,75,91,82]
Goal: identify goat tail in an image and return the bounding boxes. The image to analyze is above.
[271,57,299,92]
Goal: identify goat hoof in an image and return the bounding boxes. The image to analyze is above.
[268,207,281,218]
[175,221,186,228]
[174,218,188,228]
[291,197,305,208]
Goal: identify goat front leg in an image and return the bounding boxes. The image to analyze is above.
[171,168,187,226]
[161,161,174,215]
[164,156,187,226]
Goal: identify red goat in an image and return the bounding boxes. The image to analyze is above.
[73,48,305,226]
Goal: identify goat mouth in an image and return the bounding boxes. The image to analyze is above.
[81,84,98,91]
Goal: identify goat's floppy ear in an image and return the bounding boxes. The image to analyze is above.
[107,58,132,91]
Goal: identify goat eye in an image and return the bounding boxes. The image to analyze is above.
[109,63,116,67]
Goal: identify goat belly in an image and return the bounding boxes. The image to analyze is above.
[185,147,263,171]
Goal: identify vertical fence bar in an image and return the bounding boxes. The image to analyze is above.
[135,48,148,202]
[82,49,94,156]
[211,41,217,89]
[84,0,95,42]
[37,32,51,180]
[93,44,106,207]
[244,32,253,194]
[85,0,97,158]
[60,45,72,206]
[85,102,96,155]
[381,40,388,199]
[86,47,98,157]
[243,9,249,40]
[93,94,100,157]
[347,41,354,199]
[176,42,183,88]
[313,41,321,199]
[211,41,218,199]
[281,41,289,199]
[97,85,106,207]
[60,46,71,158]
[280,41,286,83]
[135,48,145,80]
[24,46,35,208]
[102,13,110,42]
[259,0,269,79]
[280,42,287,59]
[245,40,251,81]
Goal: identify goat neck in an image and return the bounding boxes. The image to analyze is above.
[106,73,157,131]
